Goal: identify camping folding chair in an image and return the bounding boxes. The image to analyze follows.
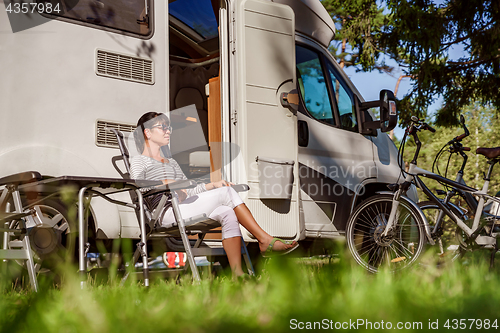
[0,171,43,292]
[107,129,255,282]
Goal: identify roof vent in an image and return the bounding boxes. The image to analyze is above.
[96,49,154,84]
[96,119,136,149]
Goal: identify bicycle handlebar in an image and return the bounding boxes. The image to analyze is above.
[409,116,435,133]
[404,115,468,172]
[445,116,470,145]
[424,123,436,133]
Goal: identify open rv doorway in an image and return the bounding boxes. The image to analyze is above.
[167,0,224,185]
[167,0,229,241]
[168,0,301,241]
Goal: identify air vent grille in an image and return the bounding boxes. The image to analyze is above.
[96,119,136,149]
[96,49,154,84]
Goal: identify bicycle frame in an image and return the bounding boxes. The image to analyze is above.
[398,162,500,247]
[426,171,469,236]
[382,116,500,249]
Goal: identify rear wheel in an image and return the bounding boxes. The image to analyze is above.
[346,194,426,273]
[7,199,76,273]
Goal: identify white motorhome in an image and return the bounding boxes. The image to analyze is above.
[0,0,412,260]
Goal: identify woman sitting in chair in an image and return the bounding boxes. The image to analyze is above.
[130,112,298,277]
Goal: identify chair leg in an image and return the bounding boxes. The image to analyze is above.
[23,234,38,292]
[2,219,9,278]
[0,237,39,292]
[122,190,152,287]
[2,221,8,251]
[135,190,150,287]
[240,237,255,276]
[12,188,38,291]
[171,195,200,282]
[120,246,142,286]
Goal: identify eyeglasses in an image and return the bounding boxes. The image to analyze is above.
[151,124,172,133]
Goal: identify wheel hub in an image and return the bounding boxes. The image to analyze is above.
[373,225,394,246]
[30,226,62,255]
[27,204,69,257]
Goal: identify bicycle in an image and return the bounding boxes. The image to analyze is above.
[418,115,473,263]
[418,116,500,264]
[346,116,500,272]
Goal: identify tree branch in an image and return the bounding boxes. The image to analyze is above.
[447,53,500,70]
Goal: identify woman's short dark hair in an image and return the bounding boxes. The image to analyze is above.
[133,112,170,153]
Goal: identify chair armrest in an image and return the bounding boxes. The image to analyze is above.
[0,171,42,186]
[231,184,250,192]
[136,179,198,197]
[166,179,198,191]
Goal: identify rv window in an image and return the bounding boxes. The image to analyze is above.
[37,0,151,37]
[326,62,357,132]
[296,45,335,126]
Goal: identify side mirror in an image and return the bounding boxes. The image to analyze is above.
[379,90,397,133]
[359,89,398,134]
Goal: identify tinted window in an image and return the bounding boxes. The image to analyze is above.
[326,62,357,132]
[38,0,151,36]
[296,45,335,125]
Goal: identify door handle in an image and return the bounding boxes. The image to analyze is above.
[298,120,309,147]
[281,89,299,113]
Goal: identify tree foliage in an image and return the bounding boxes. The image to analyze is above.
[323,0,500,126]
[383,0,500,126]
[322,0,390,72]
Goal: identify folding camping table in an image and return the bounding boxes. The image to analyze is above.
[19,175,193,287]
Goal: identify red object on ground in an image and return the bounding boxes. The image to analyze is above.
[167,252,176,268]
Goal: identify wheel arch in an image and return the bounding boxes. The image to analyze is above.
[376,191,434,244]
[349,181,391,214]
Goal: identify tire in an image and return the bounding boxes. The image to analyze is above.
[418,201,468,263]
[8,199,76,272]
[346,194,426,273]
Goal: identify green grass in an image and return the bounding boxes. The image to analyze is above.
[2,251,500,333]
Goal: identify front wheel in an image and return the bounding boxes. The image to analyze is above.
[346,194,426,273]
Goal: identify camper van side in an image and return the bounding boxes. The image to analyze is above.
[0,0,411,265]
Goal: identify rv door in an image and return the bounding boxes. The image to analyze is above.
[233,0,301,240]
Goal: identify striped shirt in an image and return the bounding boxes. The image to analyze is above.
[130,155,207,197]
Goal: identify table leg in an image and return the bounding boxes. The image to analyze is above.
[78,187,88,289]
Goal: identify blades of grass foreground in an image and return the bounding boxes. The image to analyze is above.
[2,251,500,332]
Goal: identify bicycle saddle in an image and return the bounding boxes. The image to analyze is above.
[476,147,500,159]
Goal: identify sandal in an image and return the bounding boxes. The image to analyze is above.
[261,238,299,257]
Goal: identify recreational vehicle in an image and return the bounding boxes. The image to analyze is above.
[0,0,413,263]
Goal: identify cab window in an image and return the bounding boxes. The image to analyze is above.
[326,62,357,132]
[296,45,335,125]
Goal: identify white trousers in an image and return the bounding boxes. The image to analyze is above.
[162,186,244,240]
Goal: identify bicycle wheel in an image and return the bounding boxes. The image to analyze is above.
[346,194,426,273]
[418,201,468,263]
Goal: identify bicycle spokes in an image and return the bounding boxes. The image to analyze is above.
[347,196,425,272]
